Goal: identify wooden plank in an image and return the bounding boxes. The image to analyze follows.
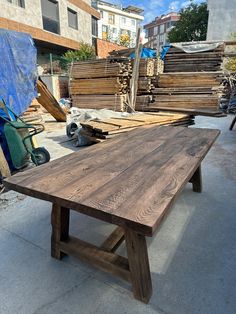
[60,236,131,283]
[4,126,220,236]
[125,229,152,303]
[37,80,66,122]
[100,226,125,252]
[51,204,70,260]
[189,165,202,193]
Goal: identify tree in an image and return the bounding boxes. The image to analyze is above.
[168,1,208,43]
[59,42,96,70]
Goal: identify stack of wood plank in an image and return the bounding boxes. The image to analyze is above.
[70,77,128,95]
[140,72,225,114]
[164,44,225,72]
[71,59,132,78]
[133,59,155,77]
[80,112,194,143]
[70,59,131,110]
[70,58,163,111]
[71,95,127,111]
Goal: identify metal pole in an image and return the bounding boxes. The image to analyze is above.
[50,53,53,75]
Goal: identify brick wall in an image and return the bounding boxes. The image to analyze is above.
[96,39,127,58]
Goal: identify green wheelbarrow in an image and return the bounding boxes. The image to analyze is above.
[0,101,50,170]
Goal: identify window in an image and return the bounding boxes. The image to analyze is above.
[92,17,98,37]
[102,25,108,39]
[154,26,158,35]
[112,28,117,34]
[121,17,126,24]
[121,29,130,37]
[160,24,164,33]
[68,8,78,30]
[131,19,135,26]
[41,0,60,34]
[100,10,103,18]
[108,13,115,25]
[91,0,97,9]
[159,34,164,41]
[7,0,25,7]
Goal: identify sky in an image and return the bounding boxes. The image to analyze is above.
[110,0,206,24]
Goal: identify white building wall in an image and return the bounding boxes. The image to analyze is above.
[97,2,143,47]
[207,0,236,41]
[0,0,92,44]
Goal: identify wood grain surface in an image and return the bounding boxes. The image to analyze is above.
[4,125,220,236]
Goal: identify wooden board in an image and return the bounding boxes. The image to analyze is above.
[37,80,66,122]
[4,126,219,236]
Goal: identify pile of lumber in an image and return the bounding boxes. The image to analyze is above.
[70,77,128,95]
[157,72,223,88]
[70,59,131,110]
[141,72,225,114]
[80,112,194,142]
[134,59,155,77]
[164,44,225,72]
[70,58,164,111]
[71,59,132,78]
[71,95,127,111]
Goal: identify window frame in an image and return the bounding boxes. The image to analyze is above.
[41,0,60,35]
[67,7,78,30]
[7,0,25,8]
[108,13,115,25]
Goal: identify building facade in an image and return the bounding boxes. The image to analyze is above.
[95,0,144,48]
[0,0,100,62]
[144,12,180,52]
[207,0,236,41]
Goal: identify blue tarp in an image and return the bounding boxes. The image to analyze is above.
[160,45,171,60]
[0,29,37,116]
[129,48,157,59]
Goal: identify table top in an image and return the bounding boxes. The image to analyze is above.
[4,125,219,236]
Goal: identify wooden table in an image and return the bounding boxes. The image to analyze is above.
[4,126,219,303]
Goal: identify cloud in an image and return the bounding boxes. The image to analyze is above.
[169,1,180,11]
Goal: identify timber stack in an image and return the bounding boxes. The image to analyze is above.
[70,59,131,111]
[140,43,227,115]
[164,44,225,72]
[70,58,163,111]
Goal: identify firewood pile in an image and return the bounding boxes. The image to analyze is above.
[164,44,225,72]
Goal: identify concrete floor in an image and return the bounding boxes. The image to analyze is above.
[0,115,236,314]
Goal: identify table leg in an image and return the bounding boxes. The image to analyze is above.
[125,229,152,303]
[190,165,202,193]
[51,203,70,260]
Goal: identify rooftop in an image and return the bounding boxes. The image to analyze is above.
[97,0,144,15]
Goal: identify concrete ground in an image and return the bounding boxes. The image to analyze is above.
[0,115,236,314]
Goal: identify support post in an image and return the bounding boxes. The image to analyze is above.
[51,203,70,260]
[125,229,152,303]
[190,165,202,193]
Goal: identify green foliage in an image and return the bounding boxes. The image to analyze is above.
[59,42,96,69]
[225,58,236,72]
[225,33,236,72]
[168,1,208,43]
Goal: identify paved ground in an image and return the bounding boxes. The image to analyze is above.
[0,115,236,314]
